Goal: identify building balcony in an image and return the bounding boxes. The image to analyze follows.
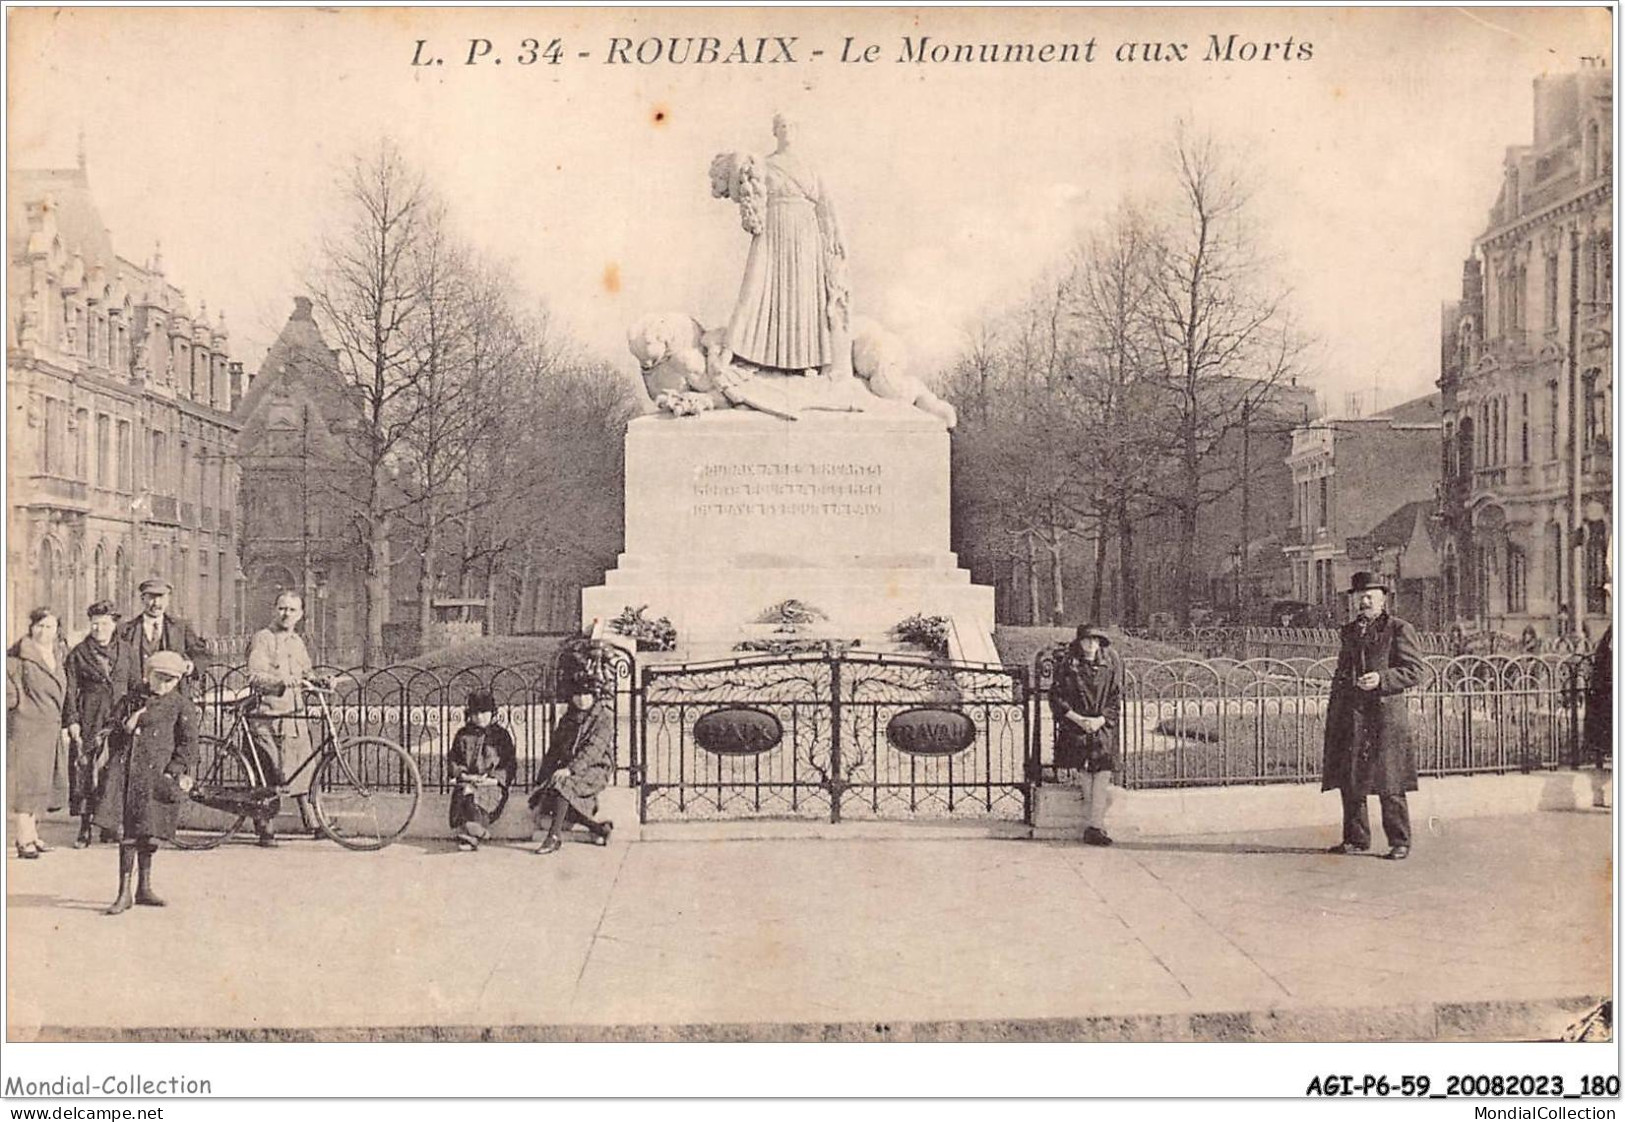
[24,475,89,511]
[149,495,180,525]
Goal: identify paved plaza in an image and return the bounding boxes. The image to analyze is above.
[5,808,1612,1041]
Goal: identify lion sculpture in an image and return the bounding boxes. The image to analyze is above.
[626,312,957,429]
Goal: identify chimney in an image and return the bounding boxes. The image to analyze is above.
[229,361,246,411]
[292,296,314,321]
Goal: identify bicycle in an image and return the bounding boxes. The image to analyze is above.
[174,678,422,851]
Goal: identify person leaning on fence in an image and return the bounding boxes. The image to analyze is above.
[245,591,316,847]
[1322,571,1425,861]
[1050,622,1122,847]
[530,643,616,854]
[95,650,199,915]
[64,601,123,848]
[448,690,517,851]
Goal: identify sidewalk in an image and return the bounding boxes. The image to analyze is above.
[5,809,1612,1041]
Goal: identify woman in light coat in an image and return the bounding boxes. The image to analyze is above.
[7,608,70,859]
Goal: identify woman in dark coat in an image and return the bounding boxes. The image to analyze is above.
[530,641,617,853]
[64,600,122,846]
[7,608,70,859]
[448,690,518,850]
[1049,623,1123,846]
[1321,573,1426,859]
[95,650,199,914]
[1584,622,1612,770]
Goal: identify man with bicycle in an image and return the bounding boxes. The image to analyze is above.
[245,590,317,846]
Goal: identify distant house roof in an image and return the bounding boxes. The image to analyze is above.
[1372,392,1443,425]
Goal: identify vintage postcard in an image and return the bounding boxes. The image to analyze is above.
[3,4,1615,1106]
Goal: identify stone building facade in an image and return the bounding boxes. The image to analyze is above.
[1439,66,1612,639]
[234,297,389,667]
[7,161,245,644]
[1283,394,1446,627]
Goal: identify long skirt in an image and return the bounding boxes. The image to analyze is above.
[728,197,831,371]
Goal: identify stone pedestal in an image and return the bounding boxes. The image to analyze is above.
[582,404,997,660]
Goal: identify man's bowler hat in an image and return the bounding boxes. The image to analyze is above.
[1345,571,1388,595]
[86,600,120,621]
[138,577,173,596]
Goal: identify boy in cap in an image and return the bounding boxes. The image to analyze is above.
[63,600,122,847]
[95,650,200,915]
[110,577,208,704]
[1050,623,1123,846]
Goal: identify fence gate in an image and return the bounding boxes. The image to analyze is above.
[637,653,1032,823]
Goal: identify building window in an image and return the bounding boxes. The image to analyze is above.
[1520,394,1529,463]
[1585,521,1609,615]
[95,415,110,487]
[1545,253,1560,329]
[1583,369,1606,449]
[1549,382,1561,460]
[1549,522,1566,608]
[1506,545,1527,614]
[1317,477,1328,530]
[116,420,132,491]
[199,552,211,633]
[94,542,109,603]
[180,440,190,503]
[74,408,89,480]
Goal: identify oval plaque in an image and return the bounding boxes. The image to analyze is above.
[886,708,977,756]
[693,706,783,756]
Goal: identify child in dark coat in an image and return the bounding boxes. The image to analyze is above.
[95,650,199,915]
[447,691,517,850]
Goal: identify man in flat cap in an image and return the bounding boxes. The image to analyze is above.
[1322,571,1425,860]
[63,600,122,846]
[110,578,208,705]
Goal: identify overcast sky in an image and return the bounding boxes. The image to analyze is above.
[8,6,1611,413]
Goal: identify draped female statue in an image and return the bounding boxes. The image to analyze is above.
[710,113,852,379]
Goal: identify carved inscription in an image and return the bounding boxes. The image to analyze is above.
[690,461,884,518]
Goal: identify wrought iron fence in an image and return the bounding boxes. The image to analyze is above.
[193,649,638,794]
[638,652,1031,823]
[1135,626,1594,662]
[1032,650,1593,789]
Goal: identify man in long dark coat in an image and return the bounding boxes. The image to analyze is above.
[110,577,208,704]
[64,600,122,846]
[1322,571,1425,860]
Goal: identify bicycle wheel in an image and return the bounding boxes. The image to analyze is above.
[172,735,252,850]
[311,736,422,851]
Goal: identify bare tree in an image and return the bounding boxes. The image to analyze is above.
[308,140,431,665]
[1144,127,1305,625]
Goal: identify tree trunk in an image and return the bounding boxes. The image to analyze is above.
[1024,534,1040,626]
[1118,501,1140,627]
[1091,523,1108,621]
[363,514,389,667]
[416,524,437,655]
[1047,533,1065,626]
